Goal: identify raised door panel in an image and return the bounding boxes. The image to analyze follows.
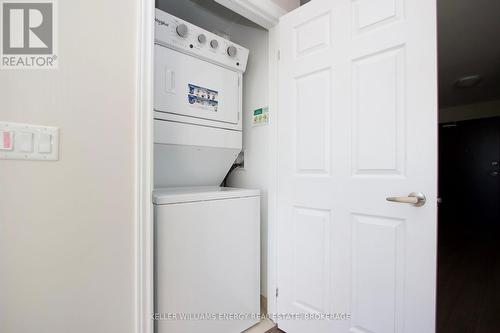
[351,214,405,333]
[295,68,333,175]
[352,46,406,177]
[292,207,331,313]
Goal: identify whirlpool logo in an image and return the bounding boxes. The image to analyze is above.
[1,0,58,69]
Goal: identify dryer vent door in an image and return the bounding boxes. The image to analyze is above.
[154,45,240,126]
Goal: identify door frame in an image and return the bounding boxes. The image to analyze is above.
[134,2,287,332]
[267,24,280,316]
[135,0,155,332]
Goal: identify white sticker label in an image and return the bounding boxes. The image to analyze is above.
[188,84,219,112]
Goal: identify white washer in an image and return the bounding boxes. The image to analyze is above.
[154,187,260,333]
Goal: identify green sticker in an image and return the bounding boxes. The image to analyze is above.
[252,107,269,126]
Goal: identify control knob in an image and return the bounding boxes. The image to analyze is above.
[176,24,188,38]
[210,39,219,49]
[198,34,206,44]
[227,45,237,57]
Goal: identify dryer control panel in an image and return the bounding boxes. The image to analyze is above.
[155,9,249,73]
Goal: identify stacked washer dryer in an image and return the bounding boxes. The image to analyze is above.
[153,9,260,333]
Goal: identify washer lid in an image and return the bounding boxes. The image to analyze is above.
[153,186,260,205]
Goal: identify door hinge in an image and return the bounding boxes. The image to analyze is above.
[277,50,280,61]
[276,287,279,298]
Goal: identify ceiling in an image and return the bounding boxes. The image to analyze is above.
[438,0,500,108]
[155,0,299,36]
[156,0,260,36]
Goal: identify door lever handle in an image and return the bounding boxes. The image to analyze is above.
[386,192,426,207]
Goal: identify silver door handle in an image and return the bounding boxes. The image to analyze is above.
[386,192,426,207]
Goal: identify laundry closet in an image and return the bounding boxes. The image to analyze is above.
[152,1,276,332]
[149,0,439,332]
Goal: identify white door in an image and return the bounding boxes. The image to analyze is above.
[277,0,437,332]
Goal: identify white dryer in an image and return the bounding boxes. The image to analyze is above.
[154,9,249,187]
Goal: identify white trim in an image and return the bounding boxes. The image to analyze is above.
[135,0,154,332]
[214,0,288,29]
[266,25,280,316]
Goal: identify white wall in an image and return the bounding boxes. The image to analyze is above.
[225,24,271,299]
[439,99,500,123]
[0,0,138,332]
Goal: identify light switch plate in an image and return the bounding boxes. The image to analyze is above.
[0,122,59,161]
